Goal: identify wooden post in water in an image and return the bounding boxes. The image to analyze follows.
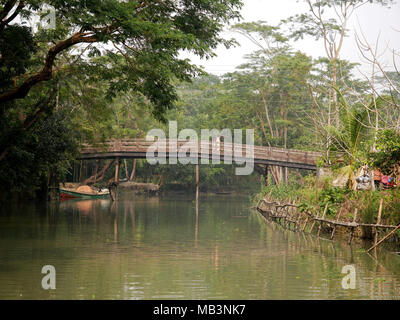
[109,157,120,202]
[330,207,343,240]
[302,216,309,232]
[317,203,328,237]
[115,157,120,184]
[195,193,199,249]
[374,199,384,246]
[196,164,199,202]
[348,208,358,245]
[310,203,327,234]
[368,223,400,252]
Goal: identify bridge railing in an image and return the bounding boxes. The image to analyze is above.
[80,139,321,166]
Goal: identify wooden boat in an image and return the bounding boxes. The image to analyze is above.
[60,185,110,199]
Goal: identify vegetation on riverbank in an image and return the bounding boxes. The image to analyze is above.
[253,175,400,229]
[0,1,399,201]
[252,122,400,239]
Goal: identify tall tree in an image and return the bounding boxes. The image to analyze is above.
[284,0,393,142]
[230,22,313,183]
[0,0,242,109]
[0,0,243,160]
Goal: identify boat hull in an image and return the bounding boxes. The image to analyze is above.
[60,188,110,199]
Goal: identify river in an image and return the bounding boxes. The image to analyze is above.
[0,193,400,300]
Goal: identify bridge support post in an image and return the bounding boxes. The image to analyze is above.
[115,157,120,184]
[265,165,269,186]
[195,164,199,202]
[109,157,120,201]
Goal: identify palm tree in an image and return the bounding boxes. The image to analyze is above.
[327,88,374,188]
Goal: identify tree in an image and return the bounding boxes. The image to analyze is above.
[0,0,244,195]
[370,129,400,176]
[355,30,400,139]
[0,100,77,198]
[285,0,393,131]
[0,1,242,108]
[327,87,373,187]
[308,57,369,160]
[229,22,313,184]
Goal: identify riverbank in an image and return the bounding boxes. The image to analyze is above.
[253,177,400,249]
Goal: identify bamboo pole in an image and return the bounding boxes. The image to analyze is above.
[348,209,358,245]
[317,203,329,237]
[368,223,400,252]
[302,216,309,232]
[310,203,327,234]
[195,196,199,249]
[195,164,199,202]
[330,207,343,240]
[255,198,400,247]
[374,198,384,246]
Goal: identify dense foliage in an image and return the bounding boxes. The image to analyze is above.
[0,0,399,200]
[0,0,244,197]
[370,129,400,175]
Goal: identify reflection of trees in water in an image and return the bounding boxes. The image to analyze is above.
[2,197,400,299]
[45,198,400,299]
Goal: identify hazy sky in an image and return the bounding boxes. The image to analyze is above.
[184,0,400,77]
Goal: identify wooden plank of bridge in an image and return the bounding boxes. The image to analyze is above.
[79,139,321,169]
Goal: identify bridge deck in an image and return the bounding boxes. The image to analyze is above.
[79,139,322,170]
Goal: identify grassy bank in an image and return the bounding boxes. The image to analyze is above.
[252,174,400,240]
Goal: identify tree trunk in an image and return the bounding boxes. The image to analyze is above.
[82,159,115,185]
[124,159,129,179]
[129,159,137,181]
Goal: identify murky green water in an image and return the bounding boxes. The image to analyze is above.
[1,193,400,300]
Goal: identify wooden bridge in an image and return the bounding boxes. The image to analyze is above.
[79,139,321,170]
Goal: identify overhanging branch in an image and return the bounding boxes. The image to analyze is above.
[0,32,97,104]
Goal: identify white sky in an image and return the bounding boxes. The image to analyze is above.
[183,0,400,78]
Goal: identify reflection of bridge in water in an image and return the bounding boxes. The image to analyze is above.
[79,139,322,171]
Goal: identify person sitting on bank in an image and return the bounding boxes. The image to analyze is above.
[373,168,383,190]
